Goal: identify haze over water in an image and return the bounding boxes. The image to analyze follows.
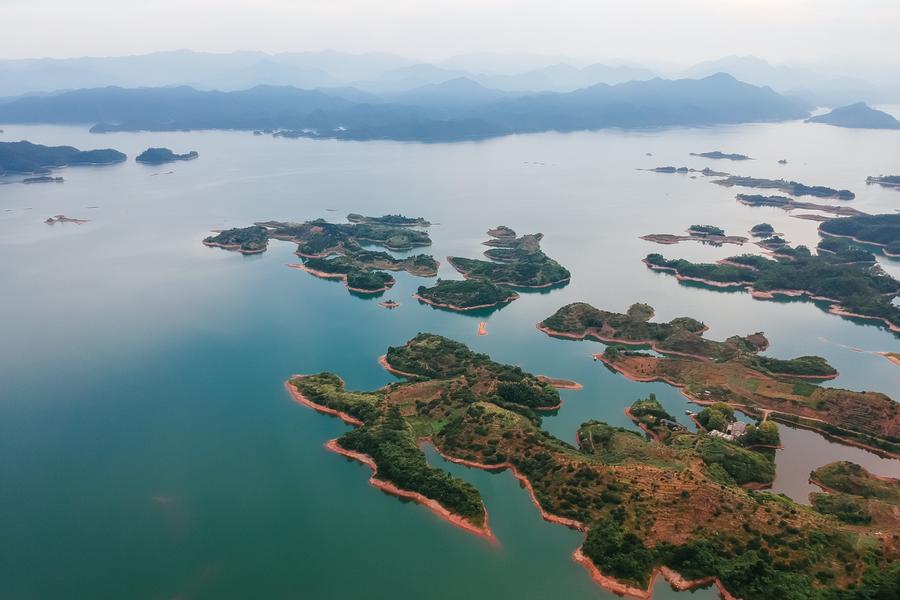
[1,120,898,599]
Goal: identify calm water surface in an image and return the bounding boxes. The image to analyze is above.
[1,121,897,599]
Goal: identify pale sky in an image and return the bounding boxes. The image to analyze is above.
[2,0,899,65]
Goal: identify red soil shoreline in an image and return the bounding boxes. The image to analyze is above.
[412,292,519,312]
[284,378,364,426]
[447,256,571,289]
[535,323,713,362]
[536,375,583,390]
[378,355,423,379]
[325,439,495,541]
[286,263,394,294]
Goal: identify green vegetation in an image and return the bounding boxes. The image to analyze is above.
[819,213,900,248]
[135,147,198,164]
[416,279,518,310]
[810,493,871,525]
[644,251,900,331]
[291,335,899,599]
[688,224,726,236]
[0,140,125,174]
[741,421,781,447]
[696,402,735,432]
[750,223,775,237]
[811,462,899,503]
[203,225,269,254]
[346,213,431,227]
[690,151,752,161]
[736,194,864,217]
[715,176,855,200]
[743,354,837,378]
[867,175,900,188]
[817,237,876,265]
[447,227,570,288]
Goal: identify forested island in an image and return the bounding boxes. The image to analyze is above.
[347,213,431,227]
[819,213,900,254]
[447,226,571,288]
[715,177,855,200]
[204,216,438,295]
[642,225,747,246]
[806,103,900,130]
[690,151,752,161]
[749,223,775,237]
[539,302,898,456]
[415,279,519,311]
[642,166,729,177]
[135,147,198,164]
[287,333,899,599]
[866,175,900,189]
[0,140,125,174]
[643,249,900,332]
[23,176,64,184]
[736,194,864,217]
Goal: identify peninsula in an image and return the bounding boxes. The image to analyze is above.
[135,147,198,164]
[819,213,900,253]
[736,194,865,217]
[0,140,125,175]
[715,177,855,200]
[447,226,571,288]
[643,249,900,333]
[806,103,900,130]
[539,302,899,456]
[287,333,900,599]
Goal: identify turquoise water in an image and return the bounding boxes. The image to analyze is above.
[1,121,898,599]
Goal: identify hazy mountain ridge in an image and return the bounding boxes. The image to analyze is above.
[0,74,812,142]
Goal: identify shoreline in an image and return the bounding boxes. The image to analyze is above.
[447,256,571,289]
[326,439,495,540]
[284,377,364,426]
[536,323,712,362]
[202,240,267,255]
[625,407,661,442]
[536,375,583,390]
[378,355,424,379]
[286,263,394,294]
[412,292,519,312]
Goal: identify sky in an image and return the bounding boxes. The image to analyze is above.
[2,0,899,66]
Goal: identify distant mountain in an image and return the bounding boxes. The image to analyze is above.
[476,63,658,92]
[0,74,812,142]
[806,103,900,130]
[354,63,469,93]
[0,140,125,174]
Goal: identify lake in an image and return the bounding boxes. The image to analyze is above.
[1,120,898,599]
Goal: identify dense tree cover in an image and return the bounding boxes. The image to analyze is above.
[448,227,570,288]
[339,406,485,524]
[741,421,781,447]
[203,225,269,253]
[817,237,877,264]
[696,403,735,432]
[644,251,900,329]
[750,222,775,236]
[347,222,431,251]
[866,175,900,186]
[715,176,855,200]
[810,462,899,503]
[810,493,871,525]
[629,393,673,420]
[416,279,517,309]
[134,147,198,164]
[346,213,431,227]
[819,213,900,247]
[0,140,125,174]
[743,354,838,378]
[694,437,775,485]
[689,224,726,236]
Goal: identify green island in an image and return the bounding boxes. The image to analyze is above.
[716,177,856,201]
[819,213,900,259]
[23,175,64,184]
[806,103,900,130]
[347,213,431,227]
[415,278,519,311]
[809,461,899,529]
[642,225,747,247]
[135,147,198,164]
[204,216,438,294]
[539,302,899,457]
[643,166,729,177]
[287,333,900,599]
[866,175,900,189]
[736,194,865,217]
[816,238,876,265]
[750,223,775,237]
[0,140,126,175]
[642,249,900,333]
[447,226,571,288]
[690,151,752,161]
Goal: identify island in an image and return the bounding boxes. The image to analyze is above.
[715,177,855,200]
[642,166,729,177]
[286,333,900,599]
[45,214,89,225]
[347,213,431,227]
[204,216,439,295]
[539,302,899,457]
[819,213,900,251]
[749,223,775,237]
[866,175,900,189]
[447,226,571,288]
[135,147,199,164]
[806,103,900,130]
[736,194,864,217]
[690,151,752,161]
[23,176,64,184]
[642,225,747,247]
[414,279,519,311]
[0,140,126,175]
[642,250,900,333]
